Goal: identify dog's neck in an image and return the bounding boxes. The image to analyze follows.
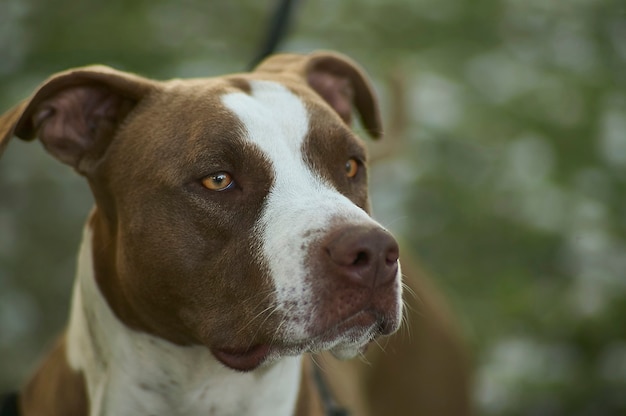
[65,221,302,416]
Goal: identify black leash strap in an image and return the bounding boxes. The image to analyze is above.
[0,392,19,416]
[312,364,351,416]
[248,0,302,70]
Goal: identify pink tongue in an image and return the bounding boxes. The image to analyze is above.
[212,344,271,372]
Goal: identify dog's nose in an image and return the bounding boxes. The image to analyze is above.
[325,225,399,288]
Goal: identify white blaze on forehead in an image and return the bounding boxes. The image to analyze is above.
[222,81,310,158]
[222,81,376,339]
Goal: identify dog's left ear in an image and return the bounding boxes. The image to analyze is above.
[0,102,28,157]
[254,51,383,139]
[0,66,154,173]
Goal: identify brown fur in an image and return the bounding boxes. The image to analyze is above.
[19,337,88,416]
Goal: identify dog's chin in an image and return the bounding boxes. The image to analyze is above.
[329,343,367,360]
[210,340,364,373]
[211,310,398,372]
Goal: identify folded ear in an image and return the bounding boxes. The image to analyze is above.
[254,51,383,139]
[0,66,155,174]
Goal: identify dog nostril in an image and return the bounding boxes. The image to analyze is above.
[353,251,370,267]
[386,247,399,265]
[324,225,399,288]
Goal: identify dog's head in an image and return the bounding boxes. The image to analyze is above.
[0,51,402,371]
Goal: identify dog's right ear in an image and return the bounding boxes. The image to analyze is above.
[0,66,154,174]
[254,51,383,139]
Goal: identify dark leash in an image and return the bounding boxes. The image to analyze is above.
[312,363,351,416]
[251,4,350,414]
[247,0,302,70]
[0,392,18,416]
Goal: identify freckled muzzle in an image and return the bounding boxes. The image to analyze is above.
[300,222,403,347]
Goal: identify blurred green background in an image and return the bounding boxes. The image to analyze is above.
[1,0,625,414]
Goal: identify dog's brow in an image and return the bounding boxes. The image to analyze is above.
[221,81,312,179]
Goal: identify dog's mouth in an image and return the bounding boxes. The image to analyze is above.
[211,344,272,372]
[212,309,395,372]
[307,309,391,357]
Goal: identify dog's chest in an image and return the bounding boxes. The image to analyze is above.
[107,356,302,416]
[67,227,302,416]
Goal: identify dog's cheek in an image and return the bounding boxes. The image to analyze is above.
[106,208,211,340]
[134,232,276,347]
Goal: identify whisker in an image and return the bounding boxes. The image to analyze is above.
[310,353,323,371]
[400,302,412,340]
[243,306,283,351]
[401,279,420,303]
[269,301,300,348]
[357,349,372,366]
[380,215,410,230]
[371,336,387,354]
[235,304,275,336]
[232,289,276,336]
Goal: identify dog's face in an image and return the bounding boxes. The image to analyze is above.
[0,52,402,371]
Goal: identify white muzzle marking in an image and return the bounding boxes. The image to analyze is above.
[222,81,387,342]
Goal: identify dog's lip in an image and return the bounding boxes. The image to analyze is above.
[317,309,376,336]
[282,309,384,353]
[211,310,396,372]
[287,308,391,348]
[211,344,272,372]
[313,308,387,343]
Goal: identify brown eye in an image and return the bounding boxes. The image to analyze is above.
[345,158,359,178]
[201,172,234,191]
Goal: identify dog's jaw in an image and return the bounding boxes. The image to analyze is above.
[66,221,302,416]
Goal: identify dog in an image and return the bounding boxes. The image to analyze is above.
[0,51,471,415]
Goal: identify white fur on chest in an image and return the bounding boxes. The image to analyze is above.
[66,225,302,416]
